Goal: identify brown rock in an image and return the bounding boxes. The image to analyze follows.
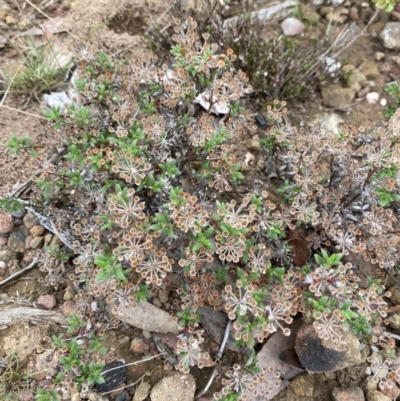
[109,301,181,334]
[321,85,355,109]
[44,233,53,246]
[347,70,368,92]
[368,22,386,34]
[0,249,13,263]
[0,213,13,234]
[31,236,45,249]
[320,6,334,16]
[246,139,261,152]
[49,235,62,250]
[30,225,46,237]
[130,337,150,353]
[25,235,33,249]
[37,294,56,310]
[349,6,359,20]
[389,286,400,304]
[150,373,196,401]
[133,381,151,401]
[60,300,79,317]
[332,387,365,401]
[23,213,38,229]
[63,286,76,301]
[388,313,400,329]
[366,390,391,401]
[290,374,316,397]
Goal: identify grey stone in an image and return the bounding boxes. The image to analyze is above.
[362,376,378,393]
[366,390,391,401]
[295,322,361,373]
[8,231,25,252]
[133,381,151,401]
[281,17,304,36]
[23,213,38,230]
[380,22,400,50]
[109,301,181,334]
[0,249,13,263]
[11,207,26,219]
[389,313,400,329]
[150,373,196,401]
[321,85,355,109]
[30,236,45,249]
[347,70,368,92]
[332,387,365,401]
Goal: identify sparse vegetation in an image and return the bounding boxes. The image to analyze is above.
[2,17,400,400]
[0,36,70,98]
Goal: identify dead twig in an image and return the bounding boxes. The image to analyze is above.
[0,306,67,325]
[195,319,232,399]
[0,259,37,288]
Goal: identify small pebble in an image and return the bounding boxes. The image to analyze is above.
[380,98,387,107]
[142,330,152,339]
[5,15,16,24]
[366,92,379,104]
[0,261,6,270]
[37,294,56,310]
[0,213,14,234]
[280,17,304,36]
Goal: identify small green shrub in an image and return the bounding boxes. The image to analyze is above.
[2,18,400,400]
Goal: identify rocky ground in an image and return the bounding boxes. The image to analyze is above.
[1,0,400,401]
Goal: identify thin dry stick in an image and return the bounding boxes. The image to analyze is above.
[304,10,378,82]
[23,0,82,42]
[332,9,378,60]
[0,259,37,287]
[100,354,163,376]
[0,104,48,120]
[0,32,28,108]
[195,319,232,399]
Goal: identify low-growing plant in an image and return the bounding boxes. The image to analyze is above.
[145,0,333,101]
[0,36,71,98]
[384,81,400,119]
[2,18,400,400]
